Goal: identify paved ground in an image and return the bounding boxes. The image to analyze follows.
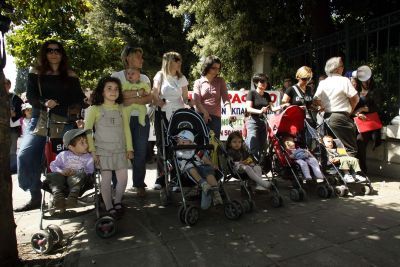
[13,162,400,267]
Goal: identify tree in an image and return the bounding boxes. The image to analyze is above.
[86,0,195,80]
[6,0,123,89]
[14,67,28,95]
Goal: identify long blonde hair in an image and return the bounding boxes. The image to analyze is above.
[161,51,183,79]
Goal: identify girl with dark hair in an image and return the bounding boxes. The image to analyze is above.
[84,76,133,219]
[353,77,382,174]
[226,131,271,190]
[193,55,234,139]
[15,40,85,212]
[245,73,284,160]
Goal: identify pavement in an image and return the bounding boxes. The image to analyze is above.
[13,161,400,267]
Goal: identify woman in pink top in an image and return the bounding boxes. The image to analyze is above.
[193,56,233,139]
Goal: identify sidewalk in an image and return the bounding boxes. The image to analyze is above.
[13,164,400,266]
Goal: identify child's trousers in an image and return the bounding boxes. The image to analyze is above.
[295,157,324,179]
[46,172,85,195]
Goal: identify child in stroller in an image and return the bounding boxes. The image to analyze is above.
[175,129,223,209]
[283,136,324,181]
[226,131,272,191]
[322,135,367,183]
[46,129,94,212]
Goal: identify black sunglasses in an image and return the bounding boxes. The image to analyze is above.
[300,78,309,81]
[258,79,267,83]
[46,48,61,54]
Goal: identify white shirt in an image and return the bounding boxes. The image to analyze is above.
[154,72,188,120]
[111,70,151,116]
[314,74,357,114]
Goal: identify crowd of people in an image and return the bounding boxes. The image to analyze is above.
[8,39,380,215]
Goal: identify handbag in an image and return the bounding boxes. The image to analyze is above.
[354,112,383,133]
[32,76,68,138]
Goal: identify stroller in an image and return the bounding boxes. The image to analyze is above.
[30,110,111,255]
[160,108,245,226]
[214,131,283,209]
[266,105,335,201]
[314,118,374,197]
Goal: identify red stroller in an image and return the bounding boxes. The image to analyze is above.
[267,105,334,201]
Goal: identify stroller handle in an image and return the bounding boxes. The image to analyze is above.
[173,144,214,151]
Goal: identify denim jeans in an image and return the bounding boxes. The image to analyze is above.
[17,117,45,194]
[245,117,267,160]
[207,114,222,139]
[130,115,150,188]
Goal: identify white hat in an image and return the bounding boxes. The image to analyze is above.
[21,103,32,111]
[176,130,194,142]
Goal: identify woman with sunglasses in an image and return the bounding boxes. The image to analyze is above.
[152,51,189,189]
[245,73,280,161]
[193,55,233,139]
[15,40,85,212]
[112,46,153,197]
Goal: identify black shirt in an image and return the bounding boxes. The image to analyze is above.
[285,85,313,108]
[246,89,271,119]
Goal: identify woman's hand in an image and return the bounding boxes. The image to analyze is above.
[261,106,269,114]
[156,98,166,108]
[127,151,134,160]
[45,99,59,109]
[75,119,85,129]
[203,110,211,122]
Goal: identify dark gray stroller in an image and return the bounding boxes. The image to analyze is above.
[160,108,245,226]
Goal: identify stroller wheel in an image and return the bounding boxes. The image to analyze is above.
[46,224,63,244]
[178,205,186,224]
[360,185,372,195]
[289,189,300,202]
[270,194,283,208]
[224,202,241,220]
[31,230,54,254]
[299,188,307,201]
[95,216,116,238]
[184,206,199,226]
[231,200,244,216]
[317,185,329,198]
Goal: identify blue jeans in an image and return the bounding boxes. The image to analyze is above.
[245,117,267,160]
[130,115,150,188]
[17,117,45,194]
[207,115,222,139]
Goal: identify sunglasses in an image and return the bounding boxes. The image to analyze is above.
[46,48,61,54]
[300,78,310,81]
[258,79,267,83]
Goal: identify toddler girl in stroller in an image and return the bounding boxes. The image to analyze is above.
[226,131,272,191]
[175,130,223,209]
[283,136,324,181]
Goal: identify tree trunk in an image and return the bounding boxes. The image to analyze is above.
[0,71,19,266]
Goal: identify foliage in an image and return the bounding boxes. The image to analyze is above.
[86,0,195,82]
[5,0,123,90]
[14,67,28,95]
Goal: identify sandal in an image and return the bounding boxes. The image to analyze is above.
[113,203,125,216]
[106,208,121,220]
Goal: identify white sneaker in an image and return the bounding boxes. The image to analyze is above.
[354,175,367,182]
[153,183,162,190]
[255,184,267,191]
[343,174,355,183]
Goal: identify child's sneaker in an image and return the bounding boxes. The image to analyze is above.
[211,189,223,206]
[200,181,211,194]
[200,191,212,210]
[354,174,367,182]
[343,174,355,183]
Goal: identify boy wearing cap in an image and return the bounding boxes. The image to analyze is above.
[46,129,94,211]
[175,130,223,209]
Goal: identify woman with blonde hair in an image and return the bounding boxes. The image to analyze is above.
[153,51,190,189]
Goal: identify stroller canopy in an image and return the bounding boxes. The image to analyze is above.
[167,108,209,146]
[268,105,305,136]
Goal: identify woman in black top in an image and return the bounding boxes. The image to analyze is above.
[245,73,286,160]
[15,40,85,212]
[353,77,382,174]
